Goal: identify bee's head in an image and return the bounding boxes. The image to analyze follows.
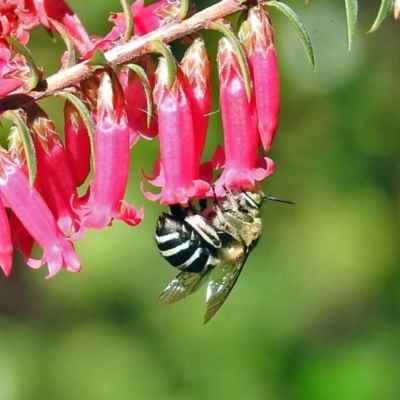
[238,191,264,211]
[239,189,295,211]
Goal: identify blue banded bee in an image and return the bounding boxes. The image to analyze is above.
[155,188,293,323]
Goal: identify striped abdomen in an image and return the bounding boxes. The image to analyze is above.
[155,213,219,273]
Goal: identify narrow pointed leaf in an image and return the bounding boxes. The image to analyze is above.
[369,0,394,33]
[2,111,37,186]
[146,40,176,90]
[125,63,154,129]
[87,49,109,69]
[208,20,252,100]
[6,37,41,90]
[179,0,190,19]
[48,18,77,68]
[266,1,315,70]
[57,92,95,167]
[344,0,358,48]
[119,0,134,40]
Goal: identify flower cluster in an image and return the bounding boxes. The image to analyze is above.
[0,0,280,277]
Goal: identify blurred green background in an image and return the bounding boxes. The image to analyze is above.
[1,1,400,399]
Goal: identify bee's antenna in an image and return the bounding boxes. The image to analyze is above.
[263,195,295,205]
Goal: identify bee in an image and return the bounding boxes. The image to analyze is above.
[155,188,293,323]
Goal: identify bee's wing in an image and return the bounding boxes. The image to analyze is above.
[158,269,211,305]
[203,250,250,324]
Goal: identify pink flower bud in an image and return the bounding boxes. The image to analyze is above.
[64,100,91,187]
[120,58,158,146]
[240,6,279,151]
[181,38,212,174]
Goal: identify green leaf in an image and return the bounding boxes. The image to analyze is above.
[369,0,394,33]
[2,110,37,186]
[48,18,77,68]
[266,1,315,71]
[146,40,176,90]
[87,49,109,69]
[125,64,154,129]
[119,0,134,40]
[344,0,358,49]
[57,92,95,168]
[208,20,252,101]
[179,0,190,20]
[6,37,41,90]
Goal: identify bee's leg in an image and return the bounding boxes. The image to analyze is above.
[199,198,208,213]
[210,184,220,207]
[169,203,195,220]
[222,185,240,211]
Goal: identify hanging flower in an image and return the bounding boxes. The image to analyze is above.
[239,5,279,151]
[32,0,92,55]
[107,0,174,40]
[213,37,274,196]
[0,48,30,96]
[0,1,39,49]
[64,99,91,188]
[181,37,212,179]
[21,104,79,234]
[75,72,143,236]
[0,149,81,278]
[143,57,209,204]
[119,57,158,146]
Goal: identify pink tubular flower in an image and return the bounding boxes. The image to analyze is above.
[0,195,12,276]
[0,0,91,54]
[64,100,91,187]
[213,37,274,196]
[24,105,79,234]
[119,58,158,146]
[107,0,172,40]
[240,6,279,151]
[9,211,34,265]
[0,1,39,49]
[32,0,92,55]
[75,72,143,235]
[181,37,212,176]
[143,59,209,204]
[0,149,81,278]
[0,48,30,96]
